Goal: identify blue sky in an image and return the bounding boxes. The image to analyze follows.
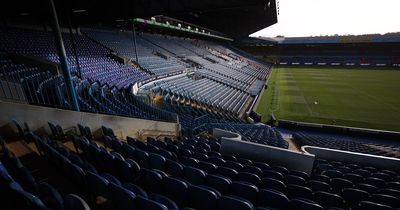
[251,0,400,37]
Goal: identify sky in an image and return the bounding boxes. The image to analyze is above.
[251,0,400,38]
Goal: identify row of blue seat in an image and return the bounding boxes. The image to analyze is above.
[0,136,90,210]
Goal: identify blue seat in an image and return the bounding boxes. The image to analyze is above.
[206,174,232,194]
[271,166,289,175]
[178,148,192,158]
[217,195,254,210]
[146,144,159,153]
[158,149,177,161]
[123,183,148,198]
[236,172,261,186]
[331,178,354,193]
[165,159,183,177]
[183,166,206,185]
[253,162,270,171]
[261,178,286,192]
[139,169,163,193]
[181,157,199,167]
[284,175,306,186]
[67,163,86,187]
[122,144,136,159]
[136,196,168,210]
[188,185,219,210]
[355,183,378,194]
[310,174,330,183]
[257,188,289,209]
[37,183,63,210]
[111,140,123,153]
[125,159,141,178]
[197,161,218,174]
[378,188,400,198]
[222,155,237,162]
[101,173,121,186]
[242,165,263,176]
[356,201,393,210]
[336,166,352,174]
[194,147,208,154]
[288,198,324,210]
[8,182,48,210]
[108,182,136,210]
[364,177,385,188]
[149,153,166,171]
[343,173,364,184]
[307,180,331,192]
[386,181,400,191]
[262,170,283,180]
[372,172,391,181]
[15,166,38,194]
[207,151,221,157]
[162,176,189,207]
[323,169,343,179]
[209,141,221,151]
[113,158,132,182]
[313,191,345,208]
[289,170,309,180]
[86,172,109,198]
[369,194,400,208]
[217,166,238,180]
[353,169,371,177]
[208,157,226,166]
[342,188,370,208]
[63,194,90,210]
[150,194,179,210]
[193,152,208,161]
[237,158,252,166]
[135,149,149,167]
[230,181,259,203]
[166,144,179,154]
[315,163,334,173]
[224,161,243,171]
[286,184,313,199]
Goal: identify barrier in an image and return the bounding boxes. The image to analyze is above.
[0,101,179,140]
[214,128,315,174]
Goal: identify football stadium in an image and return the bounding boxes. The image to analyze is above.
[0,0,400,210]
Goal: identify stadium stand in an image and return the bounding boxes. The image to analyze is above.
[0,26,149,89]
[293,132,400,159]
[2,122,400,209]
[1,1,400,209]
[82,28,187,76]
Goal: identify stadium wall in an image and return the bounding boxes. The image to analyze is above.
[0,101,179,139]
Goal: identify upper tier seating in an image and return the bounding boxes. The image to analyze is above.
[0,54,177,122]
[83,28,187,76]
[0,26,149,89]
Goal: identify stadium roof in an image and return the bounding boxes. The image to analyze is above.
[1,0,277,39]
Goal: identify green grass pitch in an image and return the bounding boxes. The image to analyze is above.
[256,66,400,132]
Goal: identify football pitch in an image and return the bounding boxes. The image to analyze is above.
[256,66,400,132]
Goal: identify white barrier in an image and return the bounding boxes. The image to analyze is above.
[214,128,315,174]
